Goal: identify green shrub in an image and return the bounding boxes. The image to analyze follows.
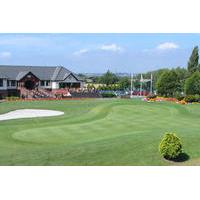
[101,92,116,98]
[185,71,200,95]
[6,96,20,101]
[147,94,157,99]
[159,133,183,160]
[175,94,185,101]
[184,95,200,103]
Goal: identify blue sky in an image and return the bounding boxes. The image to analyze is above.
[0,33,199,73]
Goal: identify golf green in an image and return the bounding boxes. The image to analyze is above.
[0,98,200,165]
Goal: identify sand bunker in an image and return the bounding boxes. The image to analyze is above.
[0,109,64,121]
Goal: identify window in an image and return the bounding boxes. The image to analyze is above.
[11,80,16,86]
[0,79,3,87]
[41,81,45,86]
[7,80,10,87]
[46,81,50,86]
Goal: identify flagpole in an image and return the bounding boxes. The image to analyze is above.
[150,73,153,94]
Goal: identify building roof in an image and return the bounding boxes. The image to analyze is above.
[16,71,30,80]
[0,73,8,79]
[0,65,81,81]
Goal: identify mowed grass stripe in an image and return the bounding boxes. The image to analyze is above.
[0,99,200,165]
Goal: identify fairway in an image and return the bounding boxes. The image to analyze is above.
[0,99,200,165]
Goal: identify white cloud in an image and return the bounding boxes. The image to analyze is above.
[0,51,11,59]
[73,48,89,56]
[73,44,124,56]
[99,44,123,52]
[156,42,179,50]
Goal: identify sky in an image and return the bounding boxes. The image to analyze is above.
[0,33,199,73]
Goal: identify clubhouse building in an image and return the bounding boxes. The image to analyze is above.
[0,65,84,98]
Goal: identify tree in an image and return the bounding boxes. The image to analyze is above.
[174,67,188,93]
[100,70,119,86]
[156,69,180,97]
[118,77,130,90]
[159,133,183,160]
[187,46,199,74]
[185,71,200,95]
[145,68,169,92]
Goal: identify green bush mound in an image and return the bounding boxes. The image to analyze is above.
[159,133,183,160]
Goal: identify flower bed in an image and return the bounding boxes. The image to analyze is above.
[143,96,177,103]
[143,95,200,105]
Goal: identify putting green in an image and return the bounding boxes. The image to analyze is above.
[0,99,200,165]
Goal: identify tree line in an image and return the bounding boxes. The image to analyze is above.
[156,46,200,97]
[79,46,200,96]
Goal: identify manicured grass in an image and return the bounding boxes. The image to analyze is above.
[0,98,200,165]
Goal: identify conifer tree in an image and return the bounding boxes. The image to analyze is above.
[187,46,199,74]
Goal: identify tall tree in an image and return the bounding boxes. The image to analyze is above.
[174,67,188,93]
[185,71,200,95]
[156,69,180,97]
[118,77,130,90]
[100,70,119,85]
[187,46,199,74]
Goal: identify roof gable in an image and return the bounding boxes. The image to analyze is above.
[62,73,79,83]
[16,71,30,80]
[16,71,40,81]
[0,65,80,81]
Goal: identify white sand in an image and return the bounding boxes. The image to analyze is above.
[0,109,64,121]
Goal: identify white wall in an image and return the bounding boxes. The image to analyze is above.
[0,79,7,90]
[52,82,59,89]
[80,81,84,89]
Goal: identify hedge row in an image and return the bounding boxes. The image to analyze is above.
[6,96,20,101]
[183,95,200,103]
[101,92,117,98]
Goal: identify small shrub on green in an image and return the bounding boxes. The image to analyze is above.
[159,132,183,160]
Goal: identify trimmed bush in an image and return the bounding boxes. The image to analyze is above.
[159,133,183,160]
[184,95,200,103]
[6,96,20,101]
[101,92,116,98]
